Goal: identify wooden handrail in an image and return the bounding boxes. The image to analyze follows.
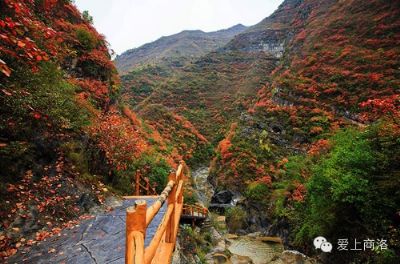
[126,161,187,264]
[145,204,174,264]
[126,200,146,264]
[146,177,175,226]
[182,204,208,218]
[134,169,158,196]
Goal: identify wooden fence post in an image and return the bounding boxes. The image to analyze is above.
[145,177,150,195]
[179,160,185,181]
[135,170,140,196]
[152,183,157,195]
[166,172,176,243]
[126,200,147,264]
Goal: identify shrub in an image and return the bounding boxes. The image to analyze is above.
[76,27,98,50]
[183,190,197,205]
[179,225,212,263]
[110,154,170,194]
[1,62,91,138]
[293,123,400,262]
[245,182,269,201]
[226,207,247,233]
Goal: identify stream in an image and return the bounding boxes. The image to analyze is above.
[191,166,285,264]
[191,166,214,206]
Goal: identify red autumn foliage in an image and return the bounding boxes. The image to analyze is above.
[290,182,306,202]
[80,49,114,71]
[89,108,148,171]
[69,78,110,103]
[308,139,331,156]
[359,95,400,122]
[217,123,237,161]
[309,126,324,135]
[257,175,272,186]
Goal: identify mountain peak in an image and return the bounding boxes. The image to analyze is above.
[115,24,247,74]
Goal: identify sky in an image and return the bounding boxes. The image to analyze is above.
[74,0,283,55]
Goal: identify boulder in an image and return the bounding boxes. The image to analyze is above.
[230,254,253,264]
[211,227,223,241]
[236,229,247,236]
[265,218,290,246]
[246,232,262,238]
[211,246,226,255]
[280,250,315,264]
[211,190,234,204]
[212,253,230,263]
[257,236,283,244]
[209,203,234,213]
[225,234,239,240]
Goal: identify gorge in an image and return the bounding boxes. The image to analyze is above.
[1,0,399,263]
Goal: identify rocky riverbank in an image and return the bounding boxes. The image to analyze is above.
[175,166,318,264]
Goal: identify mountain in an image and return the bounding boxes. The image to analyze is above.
[0,1,206,258]
[1,0,399,262]
[114,24,247,74]
[119,0,400,262]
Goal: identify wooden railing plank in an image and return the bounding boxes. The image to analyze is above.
[133,232,144,263]
[126,200,146,264]
[144,204,174,264]
[126,161,207,264]
[166,172,177,243]
[146,178,175,226]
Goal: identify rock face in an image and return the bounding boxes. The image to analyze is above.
[211,190,234,204]
[223,0,306,56]
[171,240,182,264]
[115,24,247,74]
[265,218,291,246]
[209,190,235,213]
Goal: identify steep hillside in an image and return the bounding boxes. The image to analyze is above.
[0,0,205,259]
[114,24,247,74]
[121,50,278,141]
[119,0,400,262]
[0,0,118,257]
[210,0,400,263]
[2,0,398,262]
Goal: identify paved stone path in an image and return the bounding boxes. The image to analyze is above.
[8,198,166,264]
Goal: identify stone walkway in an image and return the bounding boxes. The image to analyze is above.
[7,198,166,264]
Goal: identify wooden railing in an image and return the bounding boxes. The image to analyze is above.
[182,204,208,219]
[125,161,186,264]
[134,169,157,196]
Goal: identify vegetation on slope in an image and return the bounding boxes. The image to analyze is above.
[208,0,400,262]
[121,50,278,142]
[0,0,206,259]
[114,24,247,74]
[2,0,396,262]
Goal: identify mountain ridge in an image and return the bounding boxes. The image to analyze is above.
[118,0,400,262]
[114,23,247,74]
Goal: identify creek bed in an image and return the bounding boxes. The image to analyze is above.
[227,235,284,263]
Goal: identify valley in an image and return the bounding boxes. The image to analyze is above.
[1,0,399,263]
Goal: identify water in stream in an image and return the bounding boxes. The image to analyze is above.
[191,166,214,206]
[191,166,285,264]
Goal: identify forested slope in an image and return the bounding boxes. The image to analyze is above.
[118,0,400,262]
[0,0,205,258]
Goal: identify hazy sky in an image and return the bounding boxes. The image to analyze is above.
[74,0,283,55]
